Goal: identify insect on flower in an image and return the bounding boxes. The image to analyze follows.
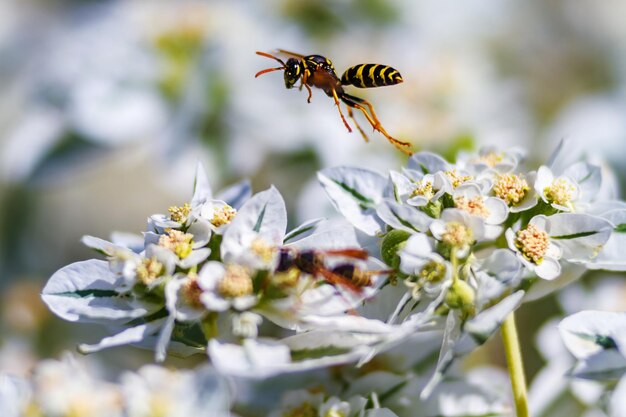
[255,49,414,155]
[274,247,391,293]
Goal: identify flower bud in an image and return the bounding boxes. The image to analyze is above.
[381,229,411,268]
[445,280,476,314]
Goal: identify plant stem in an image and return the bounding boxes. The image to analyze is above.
[501,311,530,417]
[201,312,219,341]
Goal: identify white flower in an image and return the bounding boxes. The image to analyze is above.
[430,209,486,257]
[451,183,509,239]
[198,261,258,312]
[32,354,123,417]
[534,165,581,212]
[456,145,525,175]
[121,364,230,417]
[221,186,287,269]
[559,310,626,380]
[506,216,562,280]
[399,233,453,301]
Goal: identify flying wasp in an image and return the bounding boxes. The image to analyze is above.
[274,247,391,294]
[255,49,413,155]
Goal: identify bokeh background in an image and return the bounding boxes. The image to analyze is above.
[1,0,626,415]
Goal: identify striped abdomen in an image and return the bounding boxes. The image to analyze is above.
[341,64,403,88]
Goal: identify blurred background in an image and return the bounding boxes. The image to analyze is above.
[1,0,626,414]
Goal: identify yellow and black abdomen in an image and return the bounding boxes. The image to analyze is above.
[341,64,403,88]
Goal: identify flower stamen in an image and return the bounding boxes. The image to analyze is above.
[494,174,529,206]
[544,178,575,208]
[454,195,490,218]
[441,222,473,247]
[515,224,550,264]
[158,229,194,259]
[218,265,254,298]
[168,203,191,223]
[136,257,165,285]
[210,204,237,227]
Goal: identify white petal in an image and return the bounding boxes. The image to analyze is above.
[610,375,626,417]
[190,161,213,206]
[484,197,509,224]
[377,200,433,234]
[200,292,230,312]
[548,213,613,261]
[407,151,451,174]
[178,248,211,269]
[78,319,166,354]
[232,295,258,311]
[221,186,287,258]
[215,178,251,209]
[317,167,387,236]
[198,261,226,291]
[559,310,626,359]
[42,260,151,323]
[534,257,561,280]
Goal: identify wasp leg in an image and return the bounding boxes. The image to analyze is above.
[347,106,369,142]
[342,93,413,155]
[303,83,313,103]
[331,88,352,133]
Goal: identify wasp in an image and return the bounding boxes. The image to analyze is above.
[274,247,391,293]
[255,49,413,155]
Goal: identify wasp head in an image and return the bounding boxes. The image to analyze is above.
[283,58,302,89]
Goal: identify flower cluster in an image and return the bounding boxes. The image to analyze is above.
[40,141,626,408]
[0,354,229,417]
[43,163,392,370]
[318,141,624,394]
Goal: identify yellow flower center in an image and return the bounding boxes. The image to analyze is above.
[250,237,276,264]
[411,179,434,199]
[454,195,490,218]
[211,204,237,227]
[444,170,473,188]
[441,222,473,247]
[493,174,529,206]
[218,265,254,298]
[136,256,165,285]
[544,178,575,207]
[181,273,203,309]
[419,260,447,283]
[477,151,504,167]
[515,224,550,264]
[283,403,318,417]
[168,203,191,223]
[158,229,194,259]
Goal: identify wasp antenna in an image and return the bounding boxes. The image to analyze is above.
[255,51,286,66]
[255,67,285,78]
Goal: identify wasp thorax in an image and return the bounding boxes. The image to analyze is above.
[284,58,301,89]
[515,224,550,264]
[218,265,254,298]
